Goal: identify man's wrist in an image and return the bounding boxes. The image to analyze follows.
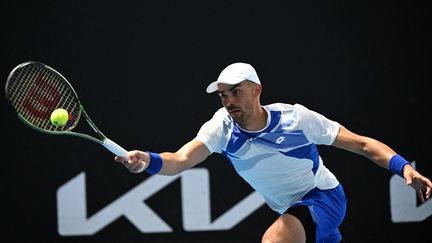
[145,152,163,174]
[388,154,411,178]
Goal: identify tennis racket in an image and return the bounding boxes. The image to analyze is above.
[5,61,128,158]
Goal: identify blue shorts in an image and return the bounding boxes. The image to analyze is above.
[290,184,347,243]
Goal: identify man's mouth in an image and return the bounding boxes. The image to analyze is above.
[228,108,241,115]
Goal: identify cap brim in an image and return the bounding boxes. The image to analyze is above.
[206,77,246,93]
[206,81,219,93]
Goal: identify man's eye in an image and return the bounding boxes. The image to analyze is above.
[219,93,227,98]
[232,89,239,96]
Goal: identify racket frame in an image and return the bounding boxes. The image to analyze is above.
[5,61,128,157]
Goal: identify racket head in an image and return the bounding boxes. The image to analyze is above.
[5,61,81,134]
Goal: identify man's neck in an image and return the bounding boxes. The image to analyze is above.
[239,105,267,131]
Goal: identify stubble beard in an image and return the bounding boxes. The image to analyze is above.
[230,108,252,129]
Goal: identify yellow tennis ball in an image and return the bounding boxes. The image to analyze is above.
[50,108,69,126]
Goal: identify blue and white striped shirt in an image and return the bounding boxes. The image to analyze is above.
[196,103,340,214]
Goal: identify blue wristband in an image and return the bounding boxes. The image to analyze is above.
[145,152,163,174]
[388,154,410,177]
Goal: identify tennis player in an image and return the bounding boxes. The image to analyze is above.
[115,62,432,243]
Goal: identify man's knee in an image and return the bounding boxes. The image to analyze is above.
[261,214,306,243]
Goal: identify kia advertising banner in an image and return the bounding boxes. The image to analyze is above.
[1,1,431,243]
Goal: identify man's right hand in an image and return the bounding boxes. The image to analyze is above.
[115,150,150,173]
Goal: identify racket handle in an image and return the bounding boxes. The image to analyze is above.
[102,138,129,158]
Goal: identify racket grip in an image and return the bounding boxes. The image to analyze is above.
[102,138,129,158]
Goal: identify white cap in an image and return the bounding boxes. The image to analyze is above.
[206,62,261,93]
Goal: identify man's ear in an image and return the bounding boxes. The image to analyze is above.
[254,84,262,96]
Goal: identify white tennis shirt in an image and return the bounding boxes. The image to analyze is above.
[195,103,340,214]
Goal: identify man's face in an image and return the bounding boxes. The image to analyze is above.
[217,80,258,125]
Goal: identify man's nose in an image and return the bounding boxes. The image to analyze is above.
[223,95,235,107]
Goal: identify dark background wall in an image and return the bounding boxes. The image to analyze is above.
[1,1,431,242]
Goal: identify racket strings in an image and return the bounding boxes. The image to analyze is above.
[28,71,64,128]
[6,63,80,132]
